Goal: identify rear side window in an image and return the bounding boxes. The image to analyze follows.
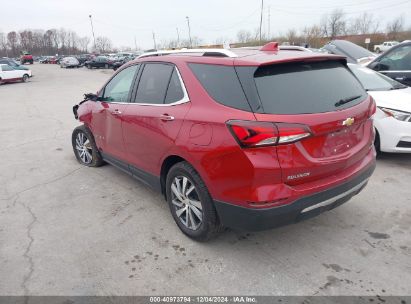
[165,69,184,104]
[254,61,366,114]
[189,63,251,111]
[135,63,174,104]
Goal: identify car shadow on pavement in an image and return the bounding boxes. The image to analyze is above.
[377,152,411,167]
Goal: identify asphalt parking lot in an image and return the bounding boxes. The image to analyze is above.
[0,63,410,296]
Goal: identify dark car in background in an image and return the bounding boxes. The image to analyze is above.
[76,54,93,66]
[84,56,114,69]
[367,41,411,87]
[321,40,376,64]
[112,56,134,71]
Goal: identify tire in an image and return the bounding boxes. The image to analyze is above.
[22,74,29,83]
[374,129,381,153]
[71,125,104,167]
[376,48,380,53]
[104,63,108,69]
[87,64,91,69]
[29,61,33,64]
[166,161,223,241]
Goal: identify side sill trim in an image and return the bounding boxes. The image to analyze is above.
[101,152,162,192]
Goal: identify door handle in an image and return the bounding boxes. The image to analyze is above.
[112,109,122,115]
[160,114,175,121]
[395,77,405,81]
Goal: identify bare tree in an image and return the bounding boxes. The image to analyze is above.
[386,15,404,40]
[236,30,253,43]
[95,36,113,53]
[349,13,380,35]
[302,25,323,47]
[78,36,90,53]
[7,31,19,56]
[286,29,298,44]
[0,32,8,56]
[58,28,68,51]
[321,9,346,39]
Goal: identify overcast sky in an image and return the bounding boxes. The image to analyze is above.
[2,0,411,49]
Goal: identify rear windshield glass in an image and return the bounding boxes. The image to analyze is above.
[254,61,366,114]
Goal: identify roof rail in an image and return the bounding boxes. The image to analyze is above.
[138,48,238,59]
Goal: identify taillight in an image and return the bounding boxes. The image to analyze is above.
[227,120,311,148]
[276,123,312,144]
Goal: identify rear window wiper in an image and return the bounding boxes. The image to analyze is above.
[335,95,363,107]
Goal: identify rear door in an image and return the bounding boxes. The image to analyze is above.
[248,60,374,185]
[89,64,140,161]
[122,62,191,175]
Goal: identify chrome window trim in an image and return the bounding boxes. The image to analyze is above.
[378,70,411,73]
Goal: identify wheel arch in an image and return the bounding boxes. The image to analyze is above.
[160,155,187,198]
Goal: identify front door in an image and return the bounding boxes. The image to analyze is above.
[89,64,140,161]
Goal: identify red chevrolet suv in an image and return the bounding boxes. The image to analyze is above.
[72,43,376,241]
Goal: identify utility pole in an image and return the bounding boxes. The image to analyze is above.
[186,16,192,48]
[267,5,271,39]
[89,15,96,51]
[152,32,157,50]
[259,0,264,43]
[176,27,180,48]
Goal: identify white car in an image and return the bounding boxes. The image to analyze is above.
[349,64,411,153]
[60,57,80,68]
[0,64,32,84]
[374,41,399,53]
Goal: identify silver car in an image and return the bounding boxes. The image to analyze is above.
[60,57,80,68]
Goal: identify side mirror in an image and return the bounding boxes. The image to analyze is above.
[368,62,389,71]
[84,93,98,101]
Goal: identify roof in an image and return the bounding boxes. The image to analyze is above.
[136,47,346,67]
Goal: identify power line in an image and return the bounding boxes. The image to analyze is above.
[272,0,411,15]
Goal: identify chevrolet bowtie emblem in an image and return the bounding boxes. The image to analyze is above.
[342,117,355,126]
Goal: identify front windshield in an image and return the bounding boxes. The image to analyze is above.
[349,64,406,91]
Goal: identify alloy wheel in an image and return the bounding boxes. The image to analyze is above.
[75,132,93,164]
[171,176,203,230]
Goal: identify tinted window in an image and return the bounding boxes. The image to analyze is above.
[254,61,366,114]
[134,63,173,104]
[378,45,411,71]
[102,64,139,102]
[327,40,374,62]
[1,65,12,71]
[189,63,251,111]
[165,69,184,104]
[349,64,406,91]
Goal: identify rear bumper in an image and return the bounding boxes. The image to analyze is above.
[214,161,376,231]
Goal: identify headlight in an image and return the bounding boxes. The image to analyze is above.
[379,107,411,122]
